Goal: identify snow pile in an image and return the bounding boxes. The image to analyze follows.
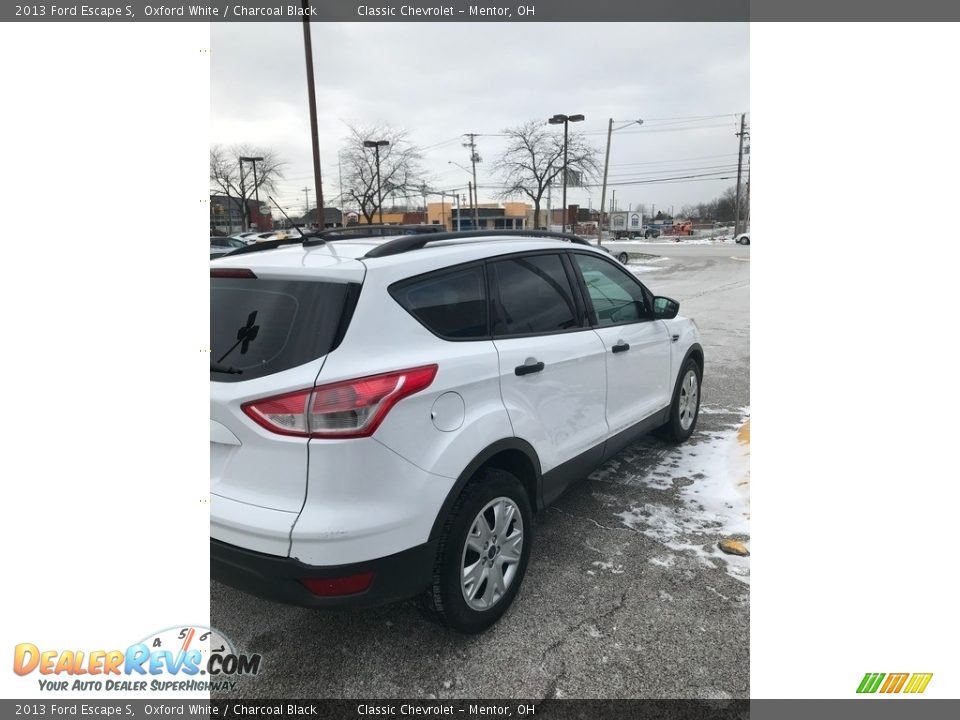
[616,410,751,583]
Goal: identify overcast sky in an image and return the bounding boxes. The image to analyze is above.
[212,22,749,218]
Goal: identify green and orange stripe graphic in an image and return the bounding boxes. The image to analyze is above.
[857,672,933,694]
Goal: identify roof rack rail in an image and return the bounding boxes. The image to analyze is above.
[215,224,445,259]
[301,224,447,242]
[363,229,594,258]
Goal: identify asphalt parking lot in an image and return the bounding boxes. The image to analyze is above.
[212,242,750,699]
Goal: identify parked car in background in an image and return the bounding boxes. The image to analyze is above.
[735,231,750,245]
[210,228,703,633]
[210,236,247,259]
[229,231,260,243]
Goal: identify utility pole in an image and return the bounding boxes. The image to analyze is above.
[597,118,613,243]
[744,162,751,228]
[464,133,481,229]
[302,187,311,226]
[467,181,474,229]
[420,182,429,225]
[611,189,616,214]
[301,0,324,230]
[734,112,746,236]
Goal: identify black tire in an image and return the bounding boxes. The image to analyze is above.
[644,231,653,239]
[657,357,702,443]
[617,252,629,264]
[419,467,533,634]
[742,236,749,245]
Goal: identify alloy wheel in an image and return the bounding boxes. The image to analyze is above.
[678,369,699,430]
[460,497,524,611]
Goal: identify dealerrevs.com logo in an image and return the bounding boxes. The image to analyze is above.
[857,673,933,694]
[13,626,261,693]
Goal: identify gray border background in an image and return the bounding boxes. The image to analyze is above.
[1,700,960,717]
[4,0,960,21]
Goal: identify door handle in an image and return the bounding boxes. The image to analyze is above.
[612,341,630,354]
[514,359,545,376]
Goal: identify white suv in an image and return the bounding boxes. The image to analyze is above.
[211,229,703,633]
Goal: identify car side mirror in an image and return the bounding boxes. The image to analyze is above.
[653,296,680,320]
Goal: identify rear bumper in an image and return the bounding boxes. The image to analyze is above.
[211,537,438,609]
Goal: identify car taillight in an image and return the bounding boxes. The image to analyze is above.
[242,365,438,439]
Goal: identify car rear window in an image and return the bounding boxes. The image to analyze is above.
[390,265,488,340]
[211,277,358,382]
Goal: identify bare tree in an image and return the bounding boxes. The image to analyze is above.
[210,144,286,229]
[340,124,424,224]
[492,120,601,229]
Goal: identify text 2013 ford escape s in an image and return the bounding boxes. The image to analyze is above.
[211,229,703,633]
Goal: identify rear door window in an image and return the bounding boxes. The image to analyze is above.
[390,265,488,340]
[211,277,357,382]
[489,254,581,337]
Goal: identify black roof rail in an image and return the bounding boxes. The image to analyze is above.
[215,236,305,258]
[301,224,447,242]
[215,224,445,259]
[363,229,594,258]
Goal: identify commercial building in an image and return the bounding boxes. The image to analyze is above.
[210,194,273,234]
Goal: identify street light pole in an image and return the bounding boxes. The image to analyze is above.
[549,113,584,233]
[237,159,247,231]
[598,118,642,245]
[364,139,390,224]
[239,156,264,228]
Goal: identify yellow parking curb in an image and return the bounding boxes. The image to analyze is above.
[738,419,750,445]
[719,539,750,556]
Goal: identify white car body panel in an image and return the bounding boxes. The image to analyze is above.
[592,320,673,434]
[210,234,703,579]
[493,331,608,474]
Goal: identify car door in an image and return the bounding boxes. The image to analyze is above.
[570,252,672,438]
[488,252,608,505]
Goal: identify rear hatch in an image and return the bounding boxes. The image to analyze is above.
[210,257,363,514]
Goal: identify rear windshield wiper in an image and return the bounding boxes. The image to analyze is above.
[210,363,243,375]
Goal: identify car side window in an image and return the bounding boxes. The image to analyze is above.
[489,254,580,337]
[573,253,651,326]
[390,265,488,340]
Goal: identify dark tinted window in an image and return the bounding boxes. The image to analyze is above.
[391,265,487,339]
[573,253,650,326]
[490,254,579,336]
[211,278,355,382]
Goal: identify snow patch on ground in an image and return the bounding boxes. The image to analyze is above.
[628,264,664,275]
[617,411,751,583]
[592,560,625,575]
